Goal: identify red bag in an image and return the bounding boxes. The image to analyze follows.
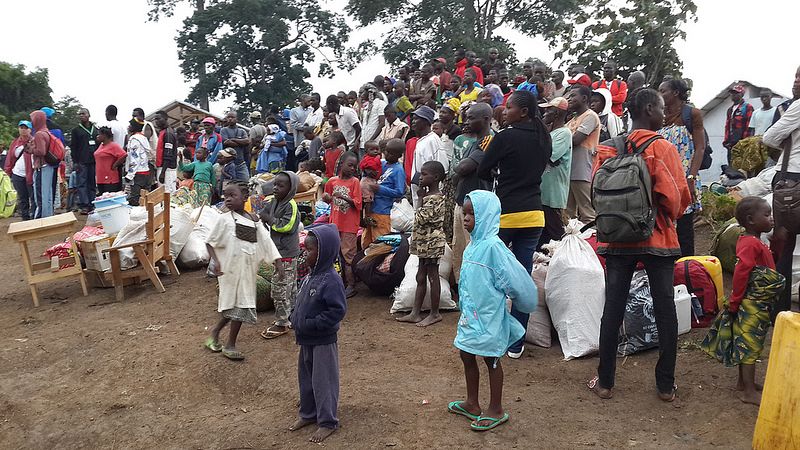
[44,131,65,165]
[674,260,717,327]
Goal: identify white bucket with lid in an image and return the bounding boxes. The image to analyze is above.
[95,204,131,235]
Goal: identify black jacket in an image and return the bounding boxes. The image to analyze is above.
[477,121,551,215]
[70,123,99,165]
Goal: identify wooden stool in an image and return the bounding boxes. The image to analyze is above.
[7,212,89,306]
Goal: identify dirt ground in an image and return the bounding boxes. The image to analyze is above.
[0,217,764,449]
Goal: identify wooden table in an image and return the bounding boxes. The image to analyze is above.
[7,213,89,306]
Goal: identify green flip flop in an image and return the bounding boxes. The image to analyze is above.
[204,337,223,352]
[470,413,509,432]
[447,401,481,421]
[222,348,245,361]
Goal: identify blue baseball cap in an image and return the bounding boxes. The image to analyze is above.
[18,120,32,129]
[40,106,55,118]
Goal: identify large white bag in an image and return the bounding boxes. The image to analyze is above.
[169,206,194,258]
[526,253,553,348]
[545,219,605,360]
[178,206,221,268]
[112,220,148,270]
[390,244,458,313]
[390,199,414,233]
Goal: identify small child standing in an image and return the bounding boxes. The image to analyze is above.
[448,190,537,431]
[179,147,216,205]
[322,152,361,298]
[397,160,447,327]
[287,224,347,443]
[701,196,785,405]
[205,181,281,360]
[359,140,382,227]
[259,171,302,340]
[323,131,346,179]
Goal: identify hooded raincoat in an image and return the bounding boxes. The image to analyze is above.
[261,170,301,258]
[594,88,624,140]
[454,190,538,357]
[291,224,348,346]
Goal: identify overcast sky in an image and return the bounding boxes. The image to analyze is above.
[1,0,797,123]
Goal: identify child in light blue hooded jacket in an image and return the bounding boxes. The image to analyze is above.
[448,190,537,432]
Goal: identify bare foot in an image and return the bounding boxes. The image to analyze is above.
[289,418,315,431]
[739,391,762,406]
[396,312,422,323]
[416,313,442,327]
[309,426,336,443]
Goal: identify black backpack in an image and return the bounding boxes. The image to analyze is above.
[592,135,663,243]
[682,105,713,170]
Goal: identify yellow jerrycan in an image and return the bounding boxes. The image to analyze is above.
[753,312,800,449]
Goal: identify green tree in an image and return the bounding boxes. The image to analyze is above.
[0,115,17,150]
[554,0,697,85]
[147,0,366,112]
[346,0,580,69]
[50,96,85,142]
[0,62,53,120]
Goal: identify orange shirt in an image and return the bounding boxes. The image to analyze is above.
[324,176,362,234]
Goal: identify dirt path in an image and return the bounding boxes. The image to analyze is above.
[0,218,760,449]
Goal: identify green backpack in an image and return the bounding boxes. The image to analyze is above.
[0,172,17,219]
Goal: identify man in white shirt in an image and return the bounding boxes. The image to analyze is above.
[358,83,387,157]
[326,94,362,151]
[303,93,325,135]
[410,105,448,209]
[103,105,127,148]
[749,88,775,136]
[289,95,311,147]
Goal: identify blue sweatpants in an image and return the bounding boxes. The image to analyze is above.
[298,342,339,429]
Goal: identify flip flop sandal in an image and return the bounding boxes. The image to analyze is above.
[658,385,678,402]
[447,401,481,421]
[260,325,290,340]
[470,413,509,432]
[204,337,223,352]
[222,349,245,361]
[587,376,613,399]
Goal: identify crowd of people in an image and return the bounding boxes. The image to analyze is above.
[5,47,800,441]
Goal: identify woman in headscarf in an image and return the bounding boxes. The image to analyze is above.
[4,120,35,220]
[480,84,505,109]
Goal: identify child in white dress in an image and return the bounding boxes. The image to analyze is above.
[205,181,281,360]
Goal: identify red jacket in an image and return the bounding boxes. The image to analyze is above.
[4,137,34,184]
[593,130,691,257]
[592,79,628,116]
[454,59,484,86]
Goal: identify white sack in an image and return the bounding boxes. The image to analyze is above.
[526,254,553,348]
[178,206,221,268]
[390,198,414,233]
[169,206,194,258]
[545,219,605,360]
[390,244,457,313]
[112,220,148,270]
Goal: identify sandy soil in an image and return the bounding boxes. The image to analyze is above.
[0,217,762,449]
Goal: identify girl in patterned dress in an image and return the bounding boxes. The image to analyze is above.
[396,160,446,327]
[701,197,785,405]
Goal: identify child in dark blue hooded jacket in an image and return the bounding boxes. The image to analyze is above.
[289,224,347,443]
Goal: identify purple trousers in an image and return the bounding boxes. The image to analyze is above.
[298,342,339,429]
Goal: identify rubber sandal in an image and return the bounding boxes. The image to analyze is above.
[222,349,245,361]
[658,385,678,402]
[260,324,290,340]
[447,401,481,421]
[587,376,613,399]
[204,337,223,352]
[470,413,509,432]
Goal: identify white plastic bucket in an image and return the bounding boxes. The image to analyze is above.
[95,204,131,235]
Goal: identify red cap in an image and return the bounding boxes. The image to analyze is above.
[729,84,745,94]
[567,73,592,87]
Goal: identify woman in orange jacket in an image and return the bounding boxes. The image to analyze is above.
[588,88,691,402]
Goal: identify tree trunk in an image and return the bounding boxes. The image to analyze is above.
[196,0,210,111]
